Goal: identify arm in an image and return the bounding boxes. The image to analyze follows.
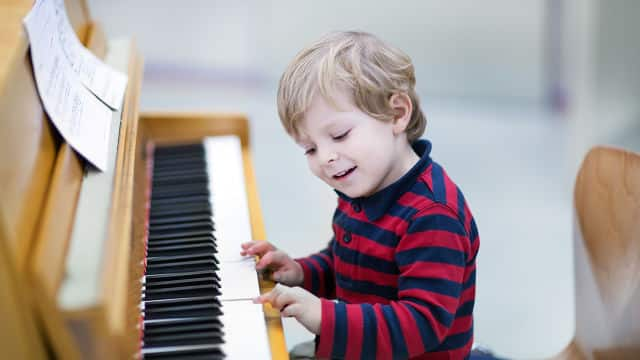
[295,236,337,299]
[317,205,473,359]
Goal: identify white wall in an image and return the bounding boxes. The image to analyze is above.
[565,0,640,174]
[88,0,547,101]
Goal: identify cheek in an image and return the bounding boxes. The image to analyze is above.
[307,158,324,179]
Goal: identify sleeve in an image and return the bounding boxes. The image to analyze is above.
[315,205,472,359]
[294,236,337,299]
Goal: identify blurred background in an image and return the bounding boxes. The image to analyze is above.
[88,0,640,358]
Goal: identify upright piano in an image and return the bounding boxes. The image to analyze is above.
[0,0,287,358]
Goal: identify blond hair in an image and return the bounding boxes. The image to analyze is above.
[277,31,426,142]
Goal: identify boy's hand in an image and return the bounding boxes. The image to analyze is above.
[240,241,304,286]
[254,283,321,335]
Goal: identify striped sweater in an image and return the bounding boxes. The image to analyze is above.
[296,140,480,359]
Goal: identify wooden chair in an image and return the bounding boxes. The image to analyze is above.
[553,146,640,359]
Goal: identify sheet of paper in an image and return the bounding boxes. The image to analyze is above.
[24,0,113,171]
[52,0,128,110]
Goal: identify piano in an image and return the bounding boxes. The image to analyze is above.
[0,0,287,358]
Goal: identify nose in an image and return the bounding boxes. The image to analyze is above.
[318,146,338,164]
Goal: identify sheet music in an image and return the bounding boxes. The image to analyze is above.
[51,0,128,110]
[23,0,113,171]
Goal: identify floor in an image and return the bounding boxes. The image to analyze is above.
[140,75,637,359]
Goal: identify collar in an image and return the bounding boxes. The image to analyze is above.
[335,139,433,222]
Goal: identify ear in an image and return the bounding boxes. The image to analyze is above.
[389,93,413,135]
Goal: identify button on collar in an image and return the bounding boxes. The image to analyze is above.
[351,202,362,213]
[343,232,352,244]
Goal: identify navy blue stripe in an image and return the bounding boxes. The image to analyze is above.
[463,269,476,290]
[396,246,465,267]
[399,277,462,298]
[409,181,436,200]
[386,203,419,221]
[312,253,335,294]
[336,273,397,299]
[334,208,399,247]
[403,297,454,328]
[361,303,377,360]
[382,306,409,359]
[469,218,478,245]
[304,258,319,293]
[333,302,348,358]
[314,256,334,294]
[456,187,466,228]
[405,303,439,350]
[334,242,398,275]
[438,327,473,351]
[431,162,446,203]
[408,213,467,236]
[456,300,475,317]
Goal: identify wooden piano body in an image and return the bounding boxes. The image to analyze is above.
[0,0,287,358]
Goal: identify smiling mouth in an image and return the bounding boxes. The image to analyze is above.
[333,166,356,180]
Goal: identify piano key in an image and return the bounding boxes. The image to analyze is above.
[149,220,214,233]
[151,195,210,207]
[146,236,216,248]
[146,243,217,258]
[143,270,220,283]
[143,315,221,327]
[140,137,270,359]
[218,259,261,301]
[142,295,221,309]
[148,230,214,241]
[150,213,213,226]
[141,343,225,360]
[219,300,270,360]
[144,319,223,336]
[150,204,211,218]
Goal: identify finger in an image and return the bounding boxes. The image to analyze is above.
[270,288,296,311]
[256,249,287,270]
[253,283,284,304]
[280,303,302,318]
[245,241,276,257]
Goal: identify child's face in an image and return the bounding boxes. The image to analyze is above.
[295,88,412,198]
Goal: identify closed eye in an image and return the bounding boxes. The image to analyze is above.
[304,148,316,156]
[332,130,350,141]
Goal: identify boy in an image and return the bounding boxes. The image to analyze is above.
[242,31,480,359]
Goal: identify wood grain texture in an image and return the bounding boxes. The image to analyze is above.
[550,147,640,359]
[573,146,640,358]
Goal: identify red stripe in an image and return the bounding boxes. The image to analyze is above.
[463,263,476,283]
[317,299,336,358]
[406,300,449,340]
[460,285,475,303]
[399,288,459,311]
[345,305,364,359]
[399,261,465,283]
[397,191,434,210]
[397,230,467,253]
[393,302,425,356]
[334,257,397,285]
[373,305,393,360]
[449,314,473,334]
[336,286,392,305]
